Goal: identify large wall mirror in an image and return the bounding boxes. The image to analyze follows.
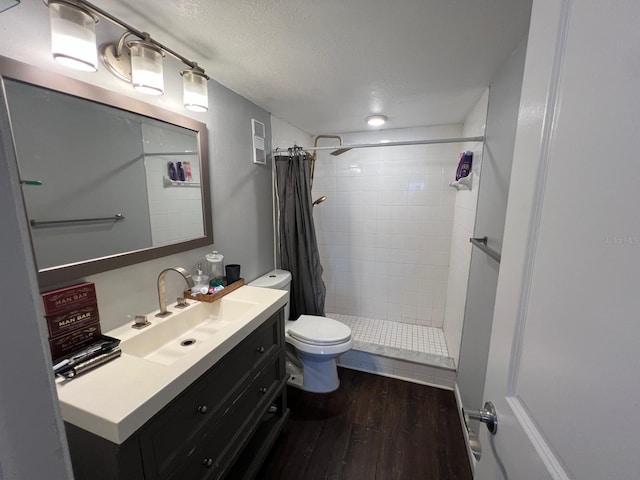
[0,56,212,287]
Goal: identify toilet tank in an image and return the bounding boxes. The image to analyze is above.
[249,269,292,320]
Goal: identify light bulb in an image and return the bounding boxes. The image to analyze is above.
[129,41,164,95]
[49,1,98,72]
[182,69,208,112]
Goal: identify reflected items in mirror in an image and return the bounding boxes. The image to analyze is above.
[0,56,212,286]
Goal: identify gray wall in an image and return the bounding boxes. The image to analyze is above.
[457,37,528,419]
[206,79,274,281]
[79,79,273,332]
[0,87,74,480]
[0,6,274,478]
[2,74,273,332]
[0,75,274,477]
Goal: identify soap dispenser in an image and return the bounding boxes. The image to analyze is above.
[192,263,209,294]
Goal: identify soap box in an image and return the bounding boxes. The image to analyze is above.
[45,304,100,338]
[49,321,101,362]
[41,282,96,317]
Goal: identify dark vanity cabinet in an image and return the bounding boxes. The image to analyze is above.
[64,309,288,480]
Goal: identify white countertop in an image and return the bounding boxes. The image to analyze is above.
[55,286,287,444]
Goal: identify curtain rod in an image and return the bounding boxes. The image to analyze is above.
[273,136,484,153]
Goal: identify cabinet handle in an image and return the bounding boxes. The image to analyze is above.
[203,458,213,468]
[197,405,208,414]
[259,387,268,394]
[256,346,265,353]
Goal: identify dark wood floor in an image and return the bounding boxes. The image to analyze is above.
[257,368,472,480]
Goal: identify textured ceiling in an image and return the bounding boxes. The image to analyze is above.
[103,0,531,134]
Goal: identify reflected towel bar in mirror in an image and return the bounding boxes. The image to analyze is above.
[30,213,125,228]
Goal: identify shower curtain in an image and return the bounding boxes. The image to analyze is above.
[275,148,326,320]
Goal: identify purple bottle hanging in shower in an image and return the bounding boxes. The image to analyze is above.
[455,151,473,181]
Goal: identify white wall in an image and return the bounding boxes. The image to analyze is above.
[312,125,462,327]
[443,91,489,363]
[271,115,312,151]
[456,37,527,416]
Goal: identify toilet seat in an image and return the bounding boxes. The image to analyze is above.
[287,315,352,346]
[285,316,353,356]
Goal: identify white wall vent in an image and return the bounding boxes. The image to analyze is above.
[251,119,266,164]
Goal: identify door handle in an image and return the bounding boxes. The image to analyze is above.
[465,401,498,435]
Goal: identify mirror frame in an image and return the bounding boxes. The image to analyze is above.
[0,55,213,287]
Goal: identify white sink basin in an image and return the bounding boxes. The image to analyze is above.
[56,285,288,444]
[121,297,258,365]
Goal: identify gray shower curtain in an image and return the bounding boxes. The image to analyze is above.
[275,148,326,320]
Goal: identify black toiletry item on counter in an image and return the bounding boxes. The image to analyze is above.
[53,335,120,377]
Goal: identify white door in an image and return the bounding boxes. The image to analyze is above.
[475,0,640,479]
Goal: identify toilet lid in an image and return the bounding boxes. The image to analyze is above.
[287,315,352,346]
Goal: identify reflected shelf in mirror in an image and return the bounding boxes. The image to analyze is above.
[162,177,201,188]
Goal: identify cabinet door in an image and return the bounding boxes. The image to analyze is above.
[167,356,283,480]
[140,310,282,478]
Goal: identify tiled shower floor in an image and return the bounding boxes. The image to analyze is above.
[330,313,449,357]
[329,313,456,386]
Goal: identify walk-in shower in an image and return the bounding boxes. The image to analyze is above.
[308,126,484,387]
[272,127,485,387]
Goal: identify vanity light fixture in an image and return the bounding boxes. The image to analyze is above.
[129,39,165,96]
[366,115,387,127]
[181,67,209,112]
[48,1,99,72]
[43,0,209,109]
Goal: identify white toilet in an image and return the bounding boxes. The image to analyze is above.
[249,270,353,393]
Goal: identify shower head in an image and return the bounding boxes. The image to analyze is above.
[312,195,327,207]
[331,148,352,156]
[312,134,351,156]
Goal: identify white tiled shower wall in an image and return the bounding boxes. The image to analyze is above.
[312,125,464,328]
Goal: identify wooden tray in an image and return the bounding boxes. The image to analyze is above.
[185,278,245,303]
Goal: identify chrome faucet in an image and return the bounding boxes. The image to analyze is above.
[156,266,195,318]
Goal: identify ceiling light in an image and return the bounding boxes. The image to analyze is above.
[366,115,387,127]
[129,39,164,95]
[182,68,209,112]
[48,1,98,72]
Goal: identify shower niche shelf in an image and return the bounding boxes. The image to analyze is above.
[449,173,473,190]
[162,176,201,188]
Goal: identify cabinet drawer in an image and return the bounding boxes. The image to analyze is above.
[140,311,282,477]
[169,356,283,480]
